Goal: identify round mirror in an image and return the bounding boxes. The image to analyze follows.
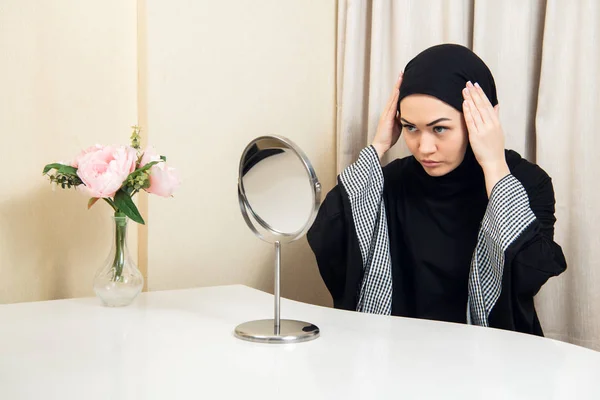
[235,135,321,344]
[238,136,321,244]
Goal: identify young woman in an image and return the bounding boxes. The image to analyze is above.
[307,44,567,335]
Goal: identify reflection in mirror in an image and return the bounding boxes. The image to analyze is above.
[241,148,313,235]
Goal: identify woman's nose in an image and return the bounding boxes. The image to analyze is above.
[419,133,437,154]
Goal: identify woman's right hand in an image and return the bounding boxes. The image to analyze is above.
[372,72,403,160]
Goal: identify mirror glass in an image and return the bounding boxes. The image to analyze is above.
[238,136,320,243]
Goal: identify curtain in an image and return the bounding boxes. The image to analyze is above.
[336,0,600,350]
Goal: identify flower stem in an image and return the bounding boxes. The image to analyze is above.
[112,213,127,282]
[103,198,118,212]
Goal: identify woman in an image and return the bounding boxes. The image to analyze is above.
[307,44,567,335]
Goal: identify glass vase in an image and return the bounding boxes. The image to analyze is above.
[93,214,143,307]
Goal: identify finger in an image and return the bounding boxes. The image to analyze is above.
[391,72,403,107]
[465,98,484,131]
[462,100,478,135]
[383,72,402,112]
[394,71,404,91]
[466,82,493,124]
[462,88,484,131]
[470,82,496,123]
[475,82,499,125]
[385,91,400,120]
[494,104,500,117]
[473,82,494,108]
[386,72,403,117]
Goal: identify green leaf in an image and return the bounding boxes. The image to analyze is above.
[114,190,145,225]
[87,197,100,209]
[125,161,160,181]
[137,161,160,173]
[160,155,166,162]
[43,163,63,174]
[61,165,78,175]
[43,163,77,176]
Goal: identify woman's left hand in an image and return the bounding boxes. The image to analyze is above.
[462,81,510,197]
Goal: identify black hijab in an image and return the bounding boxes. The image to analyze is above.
[398,43,498,112]
[384,44,499,322]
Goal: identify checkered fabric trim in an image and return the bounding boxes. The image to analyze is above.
[467,174,537,326]
[339,146,392,315]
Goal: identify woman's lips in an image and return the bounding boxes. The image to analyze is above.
[421,160,441,167]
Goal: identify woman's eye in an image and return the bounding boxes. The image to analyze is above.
[433,126,448,134]
[403,125,417,132]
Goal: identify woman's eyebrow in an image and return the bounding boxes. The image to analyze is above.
[400,117,452,126]
[426,118,451,126]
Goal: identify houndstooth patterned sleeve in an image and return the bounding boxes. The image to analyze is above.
[339,145,393,315]
[468,174,537,326]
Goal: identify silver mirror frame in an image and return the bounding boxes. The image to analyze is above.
[234,135,321,344]
[237,135,321,244]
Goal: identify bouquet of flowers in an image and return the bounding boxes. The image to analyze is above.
[42,126,180,306]
[42,126,180,224]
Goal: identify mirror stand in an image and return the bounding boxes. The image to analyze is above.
[234,135,321,344]
[234,241,319,344]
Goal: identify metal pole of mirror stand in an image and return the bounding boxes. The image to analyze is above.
[232,237,320,343]
[274,241,281,335]
[232,238,321,344]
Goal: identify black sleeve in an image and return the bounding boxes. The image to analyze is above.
[489,171,567,334]
[508,175,566,294]
[306,183,363,310]
[306,146,388,311]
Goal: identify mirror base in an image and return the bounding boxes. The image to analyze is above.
[234,319,320,344]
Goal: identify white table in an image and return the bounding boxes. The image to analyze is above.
[0,285,598,399]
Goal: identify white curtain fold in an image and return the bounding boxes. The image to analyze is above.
[534,0,600,350]
[337,0,600,350]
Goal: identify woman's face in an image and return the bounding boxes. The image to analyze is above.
[399,94,469,177]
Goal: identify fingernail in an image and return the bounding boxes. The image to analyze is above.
[467,81,473,87]
[474,82,481,89]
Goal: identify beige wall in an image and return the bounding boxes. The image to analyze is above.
[0,1,138,303]
[1,0,336,307]
[142,0,336,306]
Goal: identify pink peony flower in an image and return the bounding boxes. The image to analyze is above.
[76,145,138,198]
[72,144,103,168]
[140,146,181,197]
